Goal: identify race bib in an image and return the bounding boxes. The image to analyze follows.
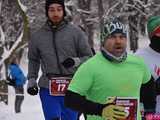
[110,97,138,120]
[145,114,160,120]
[49,77,71,96]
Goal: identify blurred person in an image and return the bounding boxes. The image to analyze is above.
[65,19,152,120]
[8,56,26,113]
[136,16,160,115]
[27,0,92,120]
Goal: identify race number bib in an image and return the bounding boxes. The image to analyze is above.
[49,77,71,96]
[145,114,160,120]
[110,97,138,120]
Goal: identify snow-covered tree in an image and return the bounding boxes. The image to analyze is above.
[0,0,29,104]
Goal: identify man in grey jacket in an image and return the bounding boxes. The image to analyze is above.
[27,0,92,120]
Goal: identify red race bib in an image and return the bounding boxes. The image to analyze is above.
[109,97,138,120]
[145,114,160,120]
[49,77,71,96]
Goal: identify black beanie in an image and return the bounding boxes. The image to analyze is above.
[45,0,66,17]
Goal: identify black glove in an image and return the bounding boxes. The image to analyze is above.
[27,86,39,95]
[62,57,75,68]
[5,79,15,86]
[27,79,39,95]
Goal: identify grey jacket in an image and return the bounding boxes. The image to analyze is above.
[28,21,92,88]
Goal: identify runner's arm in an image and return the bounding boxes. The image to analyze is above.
[64,90,105,116]
[140,76,156,113]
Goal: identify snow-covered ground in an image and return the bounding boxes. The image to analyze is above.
[0,84,84,120]
[0,36,149,120]
[0,86,84,120]
[0,86,44,120]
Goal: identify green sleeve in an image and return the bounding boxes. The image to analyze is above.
[68,62,94,96]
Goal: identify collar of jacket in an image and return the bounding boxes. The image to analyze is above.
[10,63,18,66]
[45,19,68,31]
[101,47,127,63]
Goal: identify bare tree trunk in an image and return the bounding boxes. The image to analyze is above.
[128,0,138,52]
[97,0,104,34]
[0,0,8,105]
[77,0,94,48]
[97,0,104,47]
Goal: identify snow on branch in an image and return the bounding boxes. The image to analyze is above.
[65,7,72,16]
[85,17,99,23]
[65,0,75,6]
[0,26,5,45]
[77,8,92,14]
[133,0,147,7]
[0,31,24,66]
[0,1,2,14]
[27,1,44,9]
[65,0,76,16]
[126,4,148,16]
[18,0,27,12]
[103,0,122,19]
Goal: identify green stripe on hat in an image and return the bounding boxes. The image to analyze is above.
[147,16,160,37]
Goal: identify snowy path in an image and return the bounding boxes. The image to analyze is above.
[0,86,44,120]
[0,86,85,120]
